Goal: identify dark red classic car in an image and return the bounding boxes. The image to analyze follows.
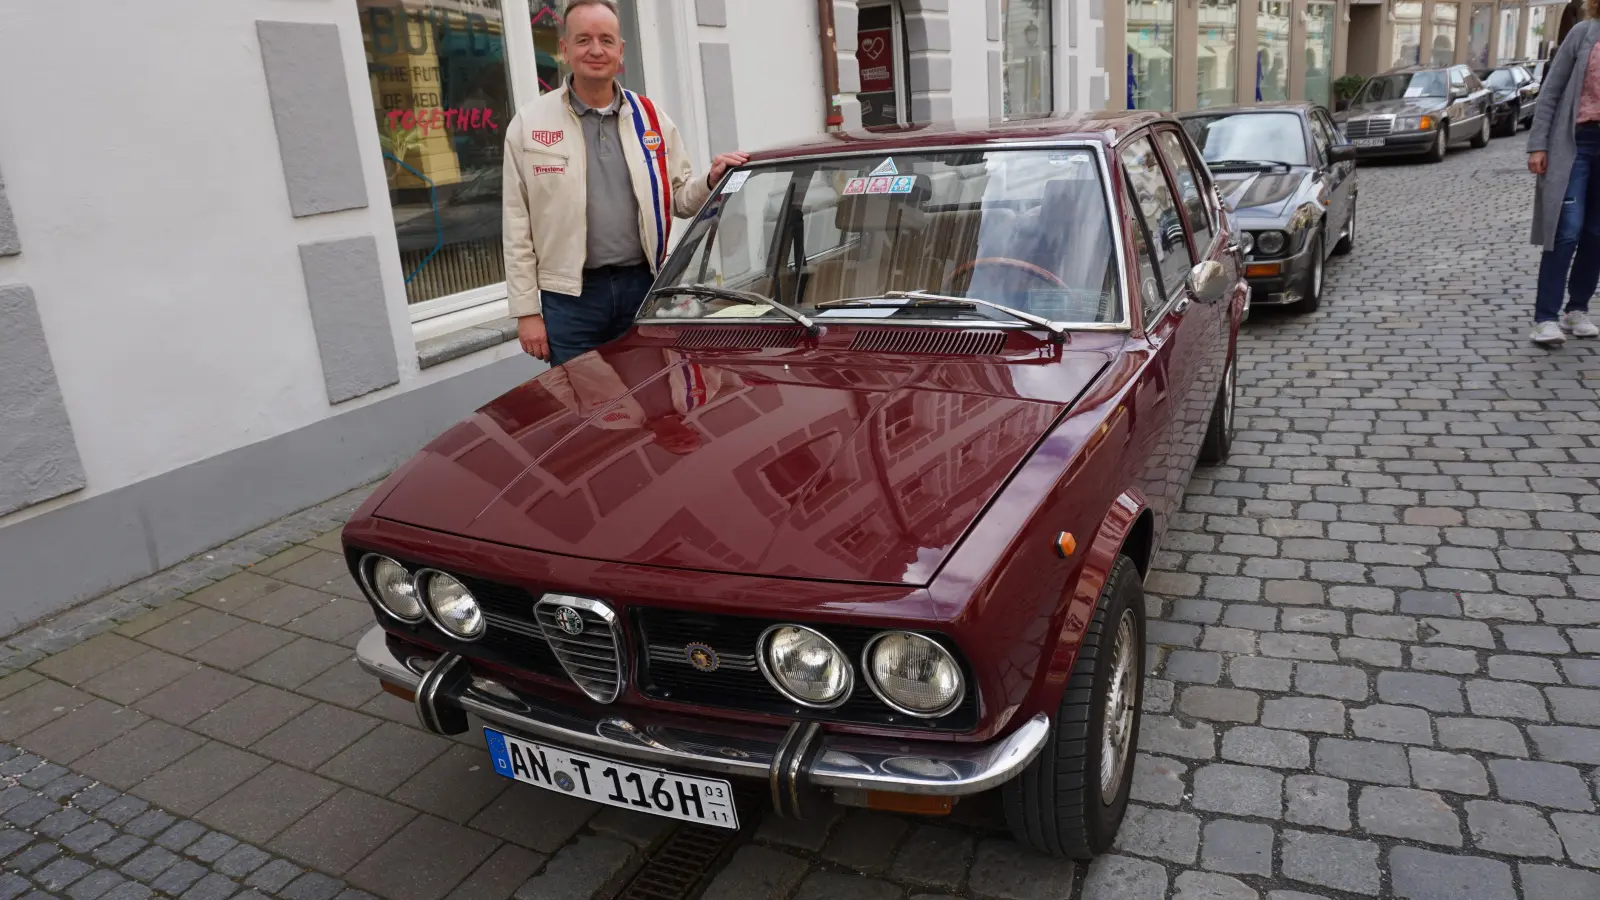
[345,111,1245,858]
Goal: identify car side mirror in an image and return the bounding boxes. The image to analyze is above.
[1328,144,1357,163]
[1187,259,1228,305]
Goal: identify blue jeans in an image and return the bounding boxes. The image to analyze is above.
[1536,125,1600,322]
[542,263,654,366]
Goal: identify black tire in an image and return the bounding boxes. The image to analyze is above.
[1331,197,1355,257]
[1471,114,1491,148]
[1199,348,1236,465]
[1003,555,1145,859]
[1428,126,1448,162]
[1292,230,1324,314]
[1496,105,1518,138]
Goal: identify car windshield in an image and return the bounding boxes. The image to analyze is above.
[640,148,1123,326]
[1181,113,1308,166]
[1357,71,1448,102]
[1483,68,1516,89]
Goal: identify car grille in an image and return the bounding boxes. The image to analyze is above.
[1343,117,1393,139]
[634,608,978,731]
[534,597,625,704]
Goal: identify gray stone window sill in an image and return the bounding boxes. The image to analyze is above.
[417,317,519,369]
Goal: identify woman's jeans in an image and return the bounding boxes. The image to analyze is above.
[542,263,654,366]
[1536,124,1600,322]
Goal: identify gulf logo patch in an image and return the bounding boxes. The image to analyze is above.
[642,130,664,153]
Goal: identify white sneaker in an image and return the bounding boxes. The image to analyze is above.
[1564,311,1600,337]
[1533,320,1567,345]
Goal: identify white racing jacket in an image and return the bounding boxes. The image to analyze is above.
[501,84,713,317]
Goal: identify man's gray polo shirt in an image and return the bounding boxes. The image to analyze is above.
[568,83,647,269]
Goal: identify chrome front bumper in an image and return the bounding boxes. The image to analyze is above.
[356,627,1048,813]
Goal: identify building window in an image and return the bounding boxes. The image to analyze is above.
[1196,0,1239,109]
[1468,2,1493,67]
[1432,2,1459,66]
[857,3,907,127]
[1392,1,1422,67]
[1305,1,1336,107]
[1256,0,1290,102]
[1499,4,1523,61]
[1003,0,1054,116]
[1128,0,1176,110]
[361,0,514,307]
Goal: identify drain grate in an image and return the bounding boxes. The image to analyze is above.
[611,786,764,900]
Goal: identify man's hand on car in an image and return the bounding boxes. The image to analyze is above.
[707,152,752,188]
[518,315,550,360]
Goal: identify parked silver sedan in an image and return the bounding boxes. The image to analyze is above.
[1333,65,1493,163]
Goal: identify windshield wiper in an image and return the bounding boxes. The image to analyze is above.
[817,290,1067,343]
[1208,159,1290,171]
[648,284,819,335]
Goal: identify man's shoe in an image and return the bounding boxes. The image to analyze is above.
[1533,320,1567,345]
[1564,311,1600,337]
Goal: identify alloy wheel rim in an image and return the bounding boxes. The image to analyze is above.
[1224,360,1236,437]
[1099,609,1139,801]
[1312,238,1324,298]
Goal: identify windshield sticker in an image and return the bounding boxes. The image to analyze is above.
[867,177,893,194]
[869,158,899,176]
[889,176,916,194]
[721,171,752,194]
[843,177,869,195]
[705,305,774,318]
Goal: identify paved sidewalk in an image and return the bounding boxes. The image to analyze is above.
[3,135,1599,900]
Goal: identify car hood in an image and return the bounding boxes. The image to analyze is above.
[374,340,1111,586]
[1213,168,1308,219]
[1346,98,1447,118]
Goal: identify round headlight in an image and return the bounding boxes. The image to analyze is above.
[865,632,964,717]
[420,571,484,640]
[1238,231,1254,255]
[1255,230,1287,256]
[759,625,852,707]
[364,555,423,623]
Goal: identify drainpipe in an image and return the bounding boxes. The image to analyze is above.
[818,0,844,130]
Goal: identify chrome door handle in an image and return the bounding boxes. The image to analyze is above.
[1173,295,1193,315]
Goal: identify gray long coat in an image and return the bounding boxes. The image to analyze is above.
[1529,19,1600,250]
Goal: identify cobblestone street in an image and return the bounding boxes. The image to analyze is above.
[3,133,1599,900]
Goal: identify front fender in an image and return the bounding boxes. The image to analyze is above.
[1040,489,1150,693]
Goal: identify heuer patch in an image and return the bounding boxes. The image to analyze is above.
[531,129,564,147]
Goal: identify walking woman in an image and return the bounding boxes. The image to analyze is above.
[1528,4,1600,345]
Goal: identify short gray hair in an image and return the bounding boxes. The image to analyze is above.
[562,0,621,32]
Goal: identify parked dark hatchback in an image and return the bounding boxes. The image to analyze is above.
[1180,103,1357,313]
[1335,64,1493,161]
[342,112,1245,858]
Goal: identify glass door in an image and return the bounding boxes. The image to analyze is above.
[1468,2,1493,67]
[1195,0,1239,108]
[1305,1,1336,108]
[1432,2,1459,65]
[1499,5,1522,62]
[1392,1,1423,67]
[1256,0,1290,102]
[1127,0,1176,110]
[857,2,908,126]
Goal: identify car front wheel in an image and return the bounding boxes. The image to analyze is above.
[1200,350,1236,465]
[1332,197,1356,256]
[1293,230,1325,313]
[1471,114,1491,148]
[1003,555,1145,859]
[1428,126,1448,162]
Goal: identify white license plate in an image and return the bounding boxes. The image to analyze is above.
[1352,138,1384,148]
[483,728,739,829]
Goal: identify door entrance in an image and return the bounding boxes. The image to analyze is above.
[857,2,909,127]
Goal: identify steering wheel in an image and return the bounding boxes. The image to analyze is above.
[942,257,1068,294]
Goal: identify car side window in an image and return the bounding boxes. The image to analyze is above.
[1314,110,1343,151]
[1449,66,1467,91]
[1153,129,1214,254]
[1122,172,1168,323]
[1307,115,1333,166]
[1465,69,1485,91]
[1120,135,1195,313]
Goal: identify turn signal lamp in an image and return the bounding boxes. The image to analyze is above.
[1055,532,1077,558]
[1418,115,1433,131]
[1245,263,1283,277]
[864,792,954,815]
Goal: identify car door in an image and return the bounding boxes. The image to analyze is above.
[1311,109,1356,236]
[1119,131,1207,522]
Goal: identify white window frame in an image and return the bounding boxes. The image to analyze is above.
[396,0,638,329]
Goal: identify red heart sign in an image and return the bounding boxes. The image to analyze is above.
[861,36,886,60]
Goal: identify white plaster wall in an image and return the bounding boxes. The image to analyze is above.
[720,0,829,150]
[0,0,519,527]
[949,0,997,118]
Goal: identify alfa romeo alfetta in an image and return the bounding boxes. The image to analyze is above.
[344,111,1244,858]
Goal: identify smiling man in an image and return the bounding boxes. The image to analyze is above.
[503,0,748,365]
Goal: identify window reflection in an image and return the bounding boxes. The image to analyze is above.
[1433,2,1459,66]
[1305,2,1336,108]
[1393,1,1423,67]
[1256,0,1290,102]
[1196,0,1238,109]
[1127,0,1175,110]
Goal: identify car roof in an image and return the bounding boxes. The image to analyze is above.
[1177,101,1317,117]
[746,111,1174,163]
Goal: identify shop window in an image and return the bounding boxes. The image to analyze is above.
[1433,2,1459,66]
[1305,1,1336,108]
[1256,0,1290,102]
[1195,0,1239,109]
[1468,3,1493,68]
[361,0,514,308]
[1392,1,1423,67]
[1002,0,1054,116]
[1499,5,1522,61]
[857,3,907,127]
[1127,0,1176,110]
